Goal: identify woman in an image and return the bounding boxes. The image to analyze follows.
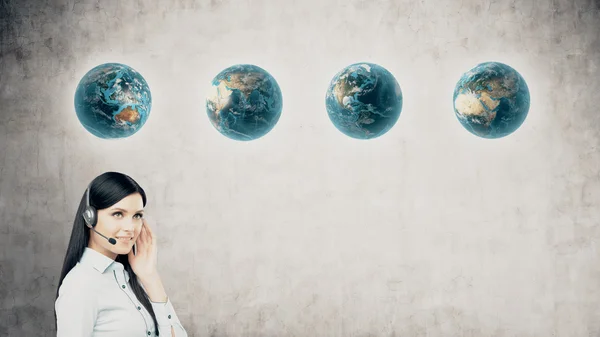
[54,171,188,336]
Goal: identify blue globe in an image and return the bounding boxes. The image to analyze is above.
[453,62,530,139]
[74,63,151,139]
[206,64,283,141]
[325,63,403,139]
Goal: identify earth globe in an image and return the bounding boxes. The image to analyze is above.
[206,64,283,141]
[74,63,152,139]
[325,62,403,139]
[453,61,530,139]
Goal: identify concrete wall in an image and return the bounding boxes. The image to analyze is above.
[1,0,599,335]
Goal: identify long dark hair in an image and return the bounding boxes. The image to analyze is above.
[54,171,160,335]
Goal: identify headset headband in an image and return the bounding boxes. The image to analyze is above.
[86,183,91,208]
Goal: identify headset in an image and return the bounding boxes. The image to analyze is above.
[82,183,117,245]
[82,183,97,227]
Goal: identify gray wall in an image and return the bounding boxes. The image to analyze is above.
[1,0,599,336]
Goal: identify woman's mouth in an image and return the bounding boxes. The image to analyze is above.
[117,237,132,243]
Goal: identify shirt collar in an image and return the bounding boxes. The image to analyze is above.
[80,247,125,274]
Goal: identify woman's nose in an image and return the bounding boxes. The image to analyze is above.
[123,219,136,230]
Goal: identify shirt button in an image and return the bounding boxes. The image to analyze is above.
[122,285,126,288]
[137,306,141,310]
[147,332,151,335]
[168,315,171,319]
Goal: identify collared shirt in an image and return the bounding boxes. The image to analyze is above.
[55,247,188,337]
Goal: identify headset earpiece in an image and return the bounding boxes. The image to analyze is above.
[82,183,97,227]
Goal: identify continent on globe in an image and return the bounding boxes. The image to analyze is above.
[453,61,530,139]
[325,63,403,139]
[74,63,151,139]
[206,64,283,141]
[115,107,141,124]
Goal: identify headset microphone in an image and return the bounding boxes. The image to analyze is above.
[91,226,117,245]
[82,183,117,245]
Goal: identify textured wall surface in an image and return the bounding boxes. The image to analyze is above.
[1,0,600,336]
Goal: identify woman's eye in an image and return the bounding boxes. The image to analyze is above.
[112,212,142,219]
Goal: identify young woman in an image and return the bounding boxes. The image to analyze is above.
[54,171,188,336]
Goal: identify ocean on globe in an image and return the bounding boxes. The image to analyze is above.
[74,63,151,139]
[206,64,283,141]
[453,62,530,139]
[325,62,403,139]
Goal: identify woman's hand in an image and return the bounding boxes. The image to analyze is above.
[128,218,159,280]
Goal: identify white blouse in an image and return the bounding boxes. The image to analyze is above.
[55,247,188,337]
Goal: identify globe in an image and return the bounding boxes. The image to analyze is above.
[74,63,151,139]
[325,63,403,139]
[453,62,530,139]
[206,64,283,141]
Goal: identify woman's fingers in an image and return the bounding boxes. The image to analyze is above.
[143,219,154,245]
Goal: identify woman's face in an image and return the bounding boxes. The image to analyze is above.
[88,192,145,260]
